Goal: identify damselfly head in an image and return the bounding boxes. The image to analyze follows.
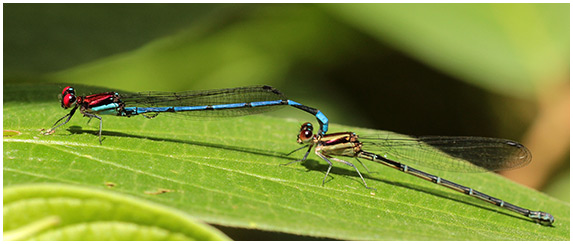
[61,86,75,96]
[60,86,77,109]
[297,122,315,144]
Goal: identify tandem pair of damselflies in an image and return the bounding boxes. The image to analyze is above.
[45,85,329,144]
[45,85,553,226]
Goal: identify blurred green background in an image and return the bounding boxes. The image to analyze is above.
[4,3,569,240]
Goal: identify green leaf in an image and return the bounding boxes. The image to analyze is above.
[3,184,230,241]
[4,83,569,240]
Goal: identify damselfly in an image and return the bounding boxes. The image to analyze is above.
[285,122,554,225]
[45,86,329,143]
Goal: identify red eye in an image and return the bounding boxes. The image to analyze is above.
[61,94,77,108]
[62,86,75,96]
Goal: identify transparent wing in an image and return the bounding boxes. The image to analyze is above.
[120,85,287,118]
[360,133,531,173]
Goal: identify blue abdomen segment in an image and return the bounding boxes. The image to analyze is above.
[315,111,329,135]
[124,100,287,115]
[122,98,329,135]
[130,106,209,113]
[287,100,329,135]
[89,103,121,115]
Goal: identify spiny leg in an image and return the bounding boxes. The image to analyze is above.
[329,156,375,190]
[281,145,313,166]
[83,112,104,144]
[285,145,310,156]
[355,158,372,174]
[314,152,334,186]
[44,107,78,135]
